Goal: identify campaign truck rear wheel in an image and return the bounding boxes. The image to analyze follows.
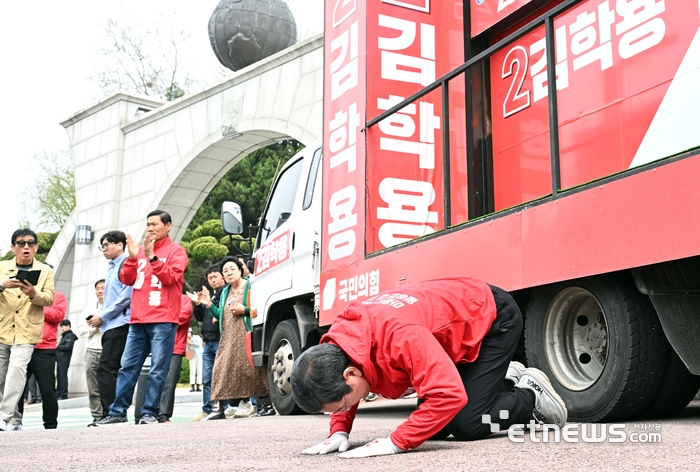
[268,319,304,415]
[642,345,700,419]
[524,273,666,422]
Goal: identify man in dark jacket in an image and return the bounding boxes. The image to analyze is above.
[292,277,567,458]
[56,319,77,400]
[189,265,225,421]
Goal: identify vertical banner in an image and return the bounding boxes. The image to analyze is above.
[321,0,368,322]
[322,0,367,271]
[365,0,464,253]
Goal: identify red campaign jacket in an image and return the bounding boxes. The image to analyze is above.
[322,276,498,451]
[119,236,188,324]
[173,294,193,356]
[36,291,67,350]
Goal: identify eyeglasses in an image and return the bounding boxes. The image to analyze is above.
[334,395,349,414]
[14,240,37,248]
[100,242,114,251]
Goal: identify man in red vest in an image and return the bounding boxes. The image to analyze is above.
[95,210,188,426]
[292,277,567,457]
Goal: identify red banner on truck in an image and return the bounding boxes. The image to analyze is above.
[365,0,465,253]
[490,0,700,211]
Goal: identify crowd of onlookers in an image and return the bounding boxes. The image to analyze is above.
[0,208,274,431]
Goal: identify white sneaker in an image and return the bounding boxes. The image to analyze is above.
[506,361,526,385]
[516,368,567,428]
[224,405,238,419]
[233,401,255,418]
[0,421,8,432]
[9,424,22,431]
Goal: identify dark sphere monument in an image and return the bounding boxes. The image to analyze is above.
[209,0,298,72]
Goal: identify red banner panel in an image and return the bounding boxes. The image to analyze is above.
[490,0,700,211]
[321,0,367,271]
[365,0,465,253]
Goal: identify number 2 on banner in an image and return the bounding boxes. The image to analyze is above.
[502,45,531,118]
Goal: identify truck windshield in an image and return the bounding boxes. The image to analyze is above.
[258,158,304,247]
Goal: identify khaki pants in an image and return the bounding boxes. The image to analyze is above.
[84,349,102,420]
[0,343,34,424]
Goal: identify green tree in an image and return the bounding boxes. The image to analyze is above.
[91,17,196,101]
[180,140,302,288]
[26,150,76,231]
[183,140,303,238]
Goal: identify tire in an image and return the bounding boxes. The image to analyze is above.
[524,273,666,422]
[268,319,304,415]
[642,346,700,419]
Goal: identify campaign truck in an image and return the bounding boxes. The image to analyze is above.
[222,0,700,421]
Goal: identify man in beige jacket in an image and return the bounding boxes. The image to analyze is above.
[0,229,55,431]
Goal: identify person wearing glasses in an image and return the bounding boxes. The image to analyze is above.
[87,230,133,425]
[96,210,188,426]
[292,277,567,458]
[0,229,55,431]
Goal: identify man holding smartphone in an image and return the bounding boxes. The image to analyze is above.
[0,229,55,431]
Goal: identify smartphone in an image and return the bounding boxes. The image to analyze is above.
[86,315,94,321]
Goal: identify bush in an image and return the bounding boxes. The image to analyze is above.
[179,356,190,384]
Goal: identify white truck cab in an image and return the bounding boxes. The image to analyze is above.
[222,141,322,414]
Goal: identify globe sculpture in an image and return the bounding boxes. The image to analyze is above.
[209,0,298,72]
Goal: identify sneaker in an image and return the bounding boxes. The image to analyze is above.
[363,392,379,402]
[233,401,255,418]
[87,420,98,427]
[9,424,22,431]
[516,368,568,428]
[190,411,209,422]
[201,410,225,421]
[224,406,238,419]
[95,415,129,426]
[0,421,7,432]
[253,405,277,417]
[138,414,158,425]
[506,361,526,385]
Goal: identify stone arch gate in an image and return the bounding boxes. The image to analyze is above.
[47,35,323,393]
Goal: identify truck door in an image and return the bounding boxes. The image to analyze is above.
[251,156,305,301]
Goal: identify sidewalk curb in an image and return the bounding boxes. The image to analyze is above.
[25,389,203,412]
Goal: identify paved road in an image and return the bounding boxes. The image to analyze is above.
[6,397,700,471]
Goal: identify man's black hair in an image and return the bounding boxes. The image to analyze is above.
[59,319,71,327]
[147,209,172,225]
[95,279,106,288]
[291,343,352,413]
[11,229,38,245]
[204,264,222,278]
[100,230,127,248]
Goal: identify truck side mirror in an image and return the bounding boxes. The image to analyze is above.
[222,201,244,235]
[247,258,255,275]
[276,212,291,230]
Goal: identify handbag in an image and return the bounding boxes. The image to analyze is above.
[186,350,194,361]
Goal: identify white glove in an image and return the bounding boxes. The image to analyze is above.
[338,437,403,459]
[301,432,350,455]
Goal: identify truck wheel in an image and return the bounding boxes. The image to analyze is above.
[524,273,666,422]
[268,319,304,415]
[642,346,700,418]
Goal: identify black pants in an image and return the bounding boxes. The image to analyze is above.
[156,354,183,422]
[17,349,58,429]
[56,362,69,399]
[441,285,535,441]
[97,324,129,418]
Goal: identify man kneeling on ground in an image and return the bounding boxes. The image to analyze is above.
[291,276,567,458]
